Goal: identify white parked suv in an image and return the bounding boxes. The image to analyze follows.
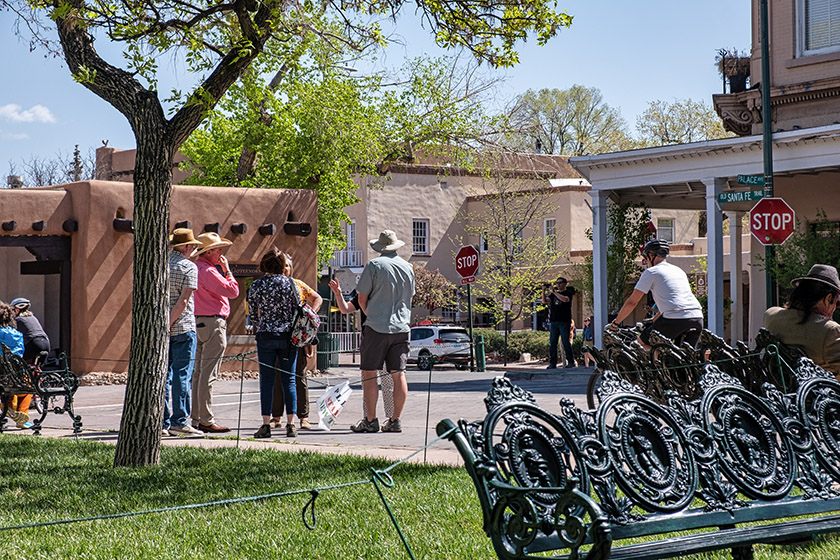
[409,325,472,370]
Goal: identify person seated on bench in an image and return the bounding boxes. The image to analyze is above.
[610,239,704,349]
[764,264,840,376]
[10,297,50,366]
[0,301,32,429]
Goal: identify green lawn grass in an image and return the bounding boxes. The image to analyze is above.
[1,435,840,559]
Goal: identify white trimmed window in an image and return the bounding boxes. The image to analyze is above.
[657,218,674,243]
[413,219,430,254]
[544,218,557,254]
[346,220,356,250]
[799,0,840,55]
[480,233,489,253]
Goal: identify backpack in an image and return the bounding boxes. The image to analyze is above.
[290,303,320,347]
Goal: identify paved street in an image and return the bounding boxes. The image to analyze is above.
[26,363,596,466]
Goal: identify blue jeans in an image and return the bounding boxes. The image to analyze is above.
[256,333,297,418]
[549,321,575,367]
[165,331,196,429]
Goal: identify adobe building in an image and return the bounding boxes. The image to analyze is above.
[0,180,317,374]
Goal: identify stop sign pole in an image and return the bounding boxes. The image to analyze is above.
[455,245,480,371]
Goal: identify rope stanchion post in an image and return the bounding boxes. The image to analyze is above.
[370,468,417,560]
[236,353,246,447]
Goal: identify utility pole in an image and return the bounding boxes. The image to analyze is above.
[759,0,777,308]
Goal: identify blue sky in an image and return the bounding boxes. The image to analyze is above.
[0,0,750,170]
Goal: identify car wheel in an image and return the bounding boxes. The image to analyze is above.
[417,351,432,370]
[455,363,468,370]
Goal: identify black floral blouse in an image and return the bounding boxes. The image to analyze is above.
[247,274,300,335]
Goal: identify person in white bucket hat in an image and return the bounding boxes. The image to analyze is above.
[350,230,414,434]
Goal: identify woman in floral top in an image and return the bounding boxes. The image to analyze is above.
[271,253,322,430]
[247,248,301,438]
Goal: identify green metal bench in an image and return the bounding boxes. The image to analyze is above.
[0,343,82,435]
[438,361,840,560]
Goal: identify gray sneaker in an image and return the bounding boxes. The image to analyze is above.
[169,424,204,436]
[350,417,379,433]
[161,428,171,437]
[381,418,402,433]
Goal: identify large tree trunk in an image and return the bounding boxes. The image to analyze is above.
[114,129,174,466]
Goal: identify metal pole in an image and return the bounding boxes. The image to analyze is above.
[503,310,509,367]
[760,0,777,308]
[468,283,475,372]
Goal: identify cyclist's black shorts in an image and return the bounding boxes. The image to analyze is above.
[640,317,703,348]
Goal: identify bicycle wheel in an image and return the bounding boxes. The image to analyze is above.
[586,370,603,410]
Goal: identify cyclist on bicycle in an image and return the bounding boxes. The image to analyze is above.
[609,239,703,348]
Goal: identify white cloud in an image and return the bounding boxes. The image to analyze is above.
[0,131,29,140]
[0,104,56,123]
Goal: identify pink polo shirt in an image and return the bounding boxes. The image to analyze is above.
[194,256,240,318]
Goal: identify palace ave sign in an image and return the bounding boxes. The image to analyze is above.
[455,245,480,285]
[750,197,795,246]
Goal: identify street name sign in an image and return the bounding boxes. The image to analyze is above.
[718,190,765,204]
[750,197,795,245]
[737,174,765,186]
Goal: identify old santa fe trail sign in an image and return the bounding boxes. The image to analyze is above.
[456,245,480,285]
[750,197,795,246]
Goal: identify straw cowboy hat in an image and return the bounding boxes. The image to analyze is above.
[192,232,233,257]
[169,228,202,248]
[792,264,840,292]
[370,230,405,253]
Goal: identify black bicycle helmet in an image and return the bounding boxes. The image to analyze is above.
[641,239,670,258]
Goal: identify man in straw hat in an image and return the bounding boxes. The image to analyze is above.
[190,232,239,433]
[351,230,414,434]
[764,263,840,376]
[164,228,204,437]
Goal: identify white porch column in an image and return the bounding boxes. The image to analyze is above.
[591,190,609,347]
[748,233,767,344]
[703,178,725,336]
[727,211,744,344]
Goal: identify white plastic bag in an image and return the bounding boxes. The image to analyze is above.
[316,381,353,431]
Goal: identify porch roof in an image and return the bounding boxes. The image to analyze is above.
[569,123,840,210]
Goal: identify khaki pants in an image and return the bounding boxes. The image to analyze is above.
[192,317,226,426]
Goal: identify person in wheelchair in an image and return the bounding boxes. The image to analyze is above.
[609,239,704,349]
[0,301,32,429]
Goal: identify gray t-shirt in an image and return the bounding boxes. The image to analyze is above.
[356,252,415,334]
[634,261,703,320]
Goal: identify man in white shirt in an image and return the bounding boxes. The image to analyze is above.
[610,239,704,348]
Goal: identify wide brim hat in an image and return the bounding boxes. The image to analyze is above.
[169,228,202,248]
[792,264,840,292]
[370,230,405,253]
[192,232,233,257]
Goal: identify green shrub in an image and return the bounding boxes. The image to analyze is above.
[474,329,550,362]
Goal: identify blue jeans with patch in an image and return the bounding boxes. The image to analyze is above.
[256,333,297,417]
[165,331,196,429]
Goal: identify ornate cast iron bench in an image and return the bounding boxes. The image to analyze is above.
[0,344,82,435]
[438,361,840,560]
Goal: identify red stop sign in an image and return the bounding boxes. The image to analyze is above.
[750,197,795,246]
[455,245,480,281]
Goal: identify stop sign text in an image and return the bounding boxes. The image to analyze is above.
[455,245,480,283]
[750,197,795,246]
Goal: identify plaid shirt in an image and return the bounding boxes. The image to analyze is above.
[169,250,199,336]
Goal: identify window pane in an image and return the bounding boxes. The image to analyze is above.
[806,0,840,51]
[657,218,674,243]
[413,219,429,254]
[544,218,557,253]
